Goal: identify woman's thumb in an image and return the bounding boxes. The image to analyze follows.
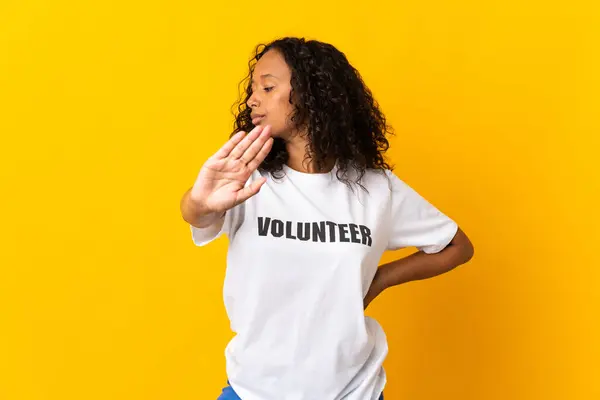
[235,177,267,205]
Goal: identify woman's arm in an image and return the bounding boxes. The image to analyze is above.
[364,227,474,309]
[180,187,226,229]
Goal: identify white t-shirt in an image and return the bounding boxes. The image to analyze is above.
[190,163,458,400]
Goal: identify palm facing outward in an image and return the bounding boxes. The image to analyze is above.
[190,125,274,214]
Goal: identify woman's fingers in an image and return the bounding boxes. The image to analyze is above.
[212,130,246,160]
[240,125,272,166]
[235,177,267,205]
[246,137,274,171]
[229,125,264,160]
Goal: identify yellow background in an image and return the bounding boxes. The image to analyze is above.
[1,0,598,399]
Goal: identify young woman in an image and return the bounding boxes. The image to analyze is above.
[180,37,474,400]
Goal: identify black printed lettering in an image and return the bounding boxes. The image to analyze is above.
[256,216,372,247]
[359,225,372,247]
[325,221,337,242]
[297,222,311,241]
[286,221,297,239]
[258,217,271,236]
[349,223,361,243]
[338,224,350,242]
[272,219,284,237]
[312,221,326,242]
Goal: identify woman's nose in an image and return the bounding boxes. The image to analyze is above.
[247,92,260,108]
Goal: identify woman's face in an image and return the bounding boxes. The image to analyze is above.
[246,49,296,138]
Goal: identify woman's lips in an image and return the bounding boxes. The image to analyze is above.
[252,115,265,125]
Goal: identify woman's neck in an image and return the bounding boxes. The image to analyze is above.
[285,135,335,174]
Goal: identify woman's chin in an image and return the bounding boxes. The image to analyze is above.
[265,127,283,138]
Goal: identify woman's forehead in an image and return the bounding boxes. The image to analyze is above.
[254,50,290,77]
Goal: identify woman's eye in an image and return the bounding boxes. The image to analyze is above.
[264,87,274,93]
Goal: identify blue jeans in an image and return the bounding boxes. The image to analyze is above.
[217,382,384,400]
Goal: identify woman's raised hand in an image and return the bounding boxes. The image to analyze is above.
[189,125,274,214]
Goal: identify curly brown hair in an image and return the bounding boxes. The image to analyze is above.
[231,37,394,190]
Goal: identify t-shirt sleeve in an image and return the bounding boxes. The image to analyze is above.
[385,170,458,254]
[189,203,244,246]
